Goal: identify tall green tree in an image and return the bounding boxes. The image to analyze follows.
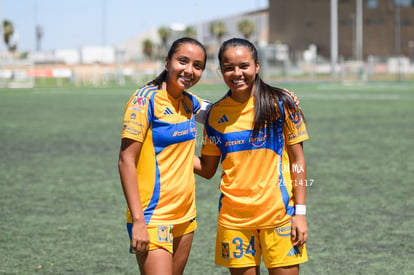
[238,19,255,40]
[158,26,171,55]
[209,21,226,43]
[3,20,17,52]
[143,39,154,60]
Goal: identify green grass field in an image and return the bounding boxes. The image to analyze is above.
[1,81,413,274]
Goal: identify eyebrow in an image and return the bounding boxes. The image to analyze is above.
[223,61,250,67]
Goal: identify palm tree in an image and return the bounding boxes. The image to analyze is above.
[2,20,17,52]
[158,26,171,55]
[209,21,226,44]
[238,19,255,40]
[184,26,197,39]
[143,39,154,60]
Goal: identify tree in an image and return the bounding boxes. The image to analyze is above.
[2,20,17,52]
[209,21,226,43]
[238,19,255,40]
[143,39,154,60]
[184,26,197,39]
[158,26,171,54]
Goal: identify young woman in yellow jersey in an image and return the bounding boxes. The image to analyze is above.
[118,37,207,275]
[194,38,309,275]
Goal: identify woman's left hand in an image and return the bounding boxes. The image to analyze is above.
[291,215,308,246]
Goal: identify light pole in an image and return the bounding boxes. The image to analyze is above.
[356,0,363,80]
[395,2,402,81]
[330,0,338,79]
[355,0,363,62]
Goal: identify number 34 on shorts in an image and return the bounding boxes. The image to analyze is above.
[215,223,308,268]
[221,235,256,259]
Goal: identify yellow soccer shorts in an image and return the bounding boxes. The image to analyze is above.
[127,218,197,254]
[215,221,308,269]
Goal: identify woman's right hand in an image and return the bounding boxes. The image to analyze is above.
[131,220,150,254]
[283,88,300,106]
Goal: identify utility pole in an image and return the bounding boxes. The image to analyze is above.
[102,0,107,47]
[395,2,402,81]
[355,0,363,62]
[356,0,363,80]
[330,0,338,79]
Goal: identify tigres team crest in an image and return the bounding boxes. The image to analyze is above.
[157,225,171,243]
[221,242,230,259]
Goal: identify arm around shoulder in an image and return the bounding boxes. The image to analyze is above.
[194,154,220,179]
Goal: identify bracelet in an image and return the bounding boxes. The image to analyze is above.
[295,204,306,215]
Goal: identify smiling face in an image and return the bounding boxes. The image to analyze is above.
[220,46,260,102]
[165,43,206,96]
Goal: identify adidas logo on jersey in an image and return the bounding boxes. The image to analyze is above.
[218,114,229,124]
[164,107,174,115]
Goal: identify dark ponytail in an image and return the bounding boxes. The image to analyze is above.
[253,76,299,137]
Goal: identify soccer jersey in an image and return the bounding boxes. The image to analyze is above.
[201,91,308,230]
[121,85,201,225]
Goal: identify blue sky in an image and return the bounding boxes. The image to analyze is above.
[0,0,268,52]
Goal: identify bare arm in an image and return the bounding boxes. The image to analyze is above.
[287,142,308,246]
[194,154,221,179]
[118,138,149,253]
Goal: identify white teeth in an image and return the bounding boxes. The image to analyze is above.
[233,80,244,84]
[181,76,191,82]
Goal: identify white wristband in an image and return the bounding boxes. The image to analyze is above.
[295,204,306,215]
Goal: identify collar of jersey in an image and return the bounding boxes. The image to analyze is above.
[227,90,254,106]
[161,88,185,102]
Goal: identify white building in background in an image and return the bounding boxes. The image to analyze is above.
[55,49,80,64]
[80,46,115,64]
[27,46,116,65]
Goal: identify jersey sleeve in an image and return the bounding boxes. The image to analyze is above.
[195,98,212,124]
[121,90,152,142]
[283,106,309,145]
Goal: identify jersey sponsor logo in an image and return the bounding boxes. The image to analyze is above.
[218,114,229,124]
[287,130,307,140]
[123,125,142,136]
[172,122,196,138]
[130,113,136,120]
[225,139,245,147]
[275,224,291,237]
[249,131,267,148]
[164,107,174,115]
[123,120,144,128]
[173,129,188,136]
[132,96,147,107]
[221,242,230,259]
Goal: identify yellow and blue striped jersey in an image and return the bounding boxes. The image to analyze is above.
[122,85,201,225]
[201,91,308,230]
